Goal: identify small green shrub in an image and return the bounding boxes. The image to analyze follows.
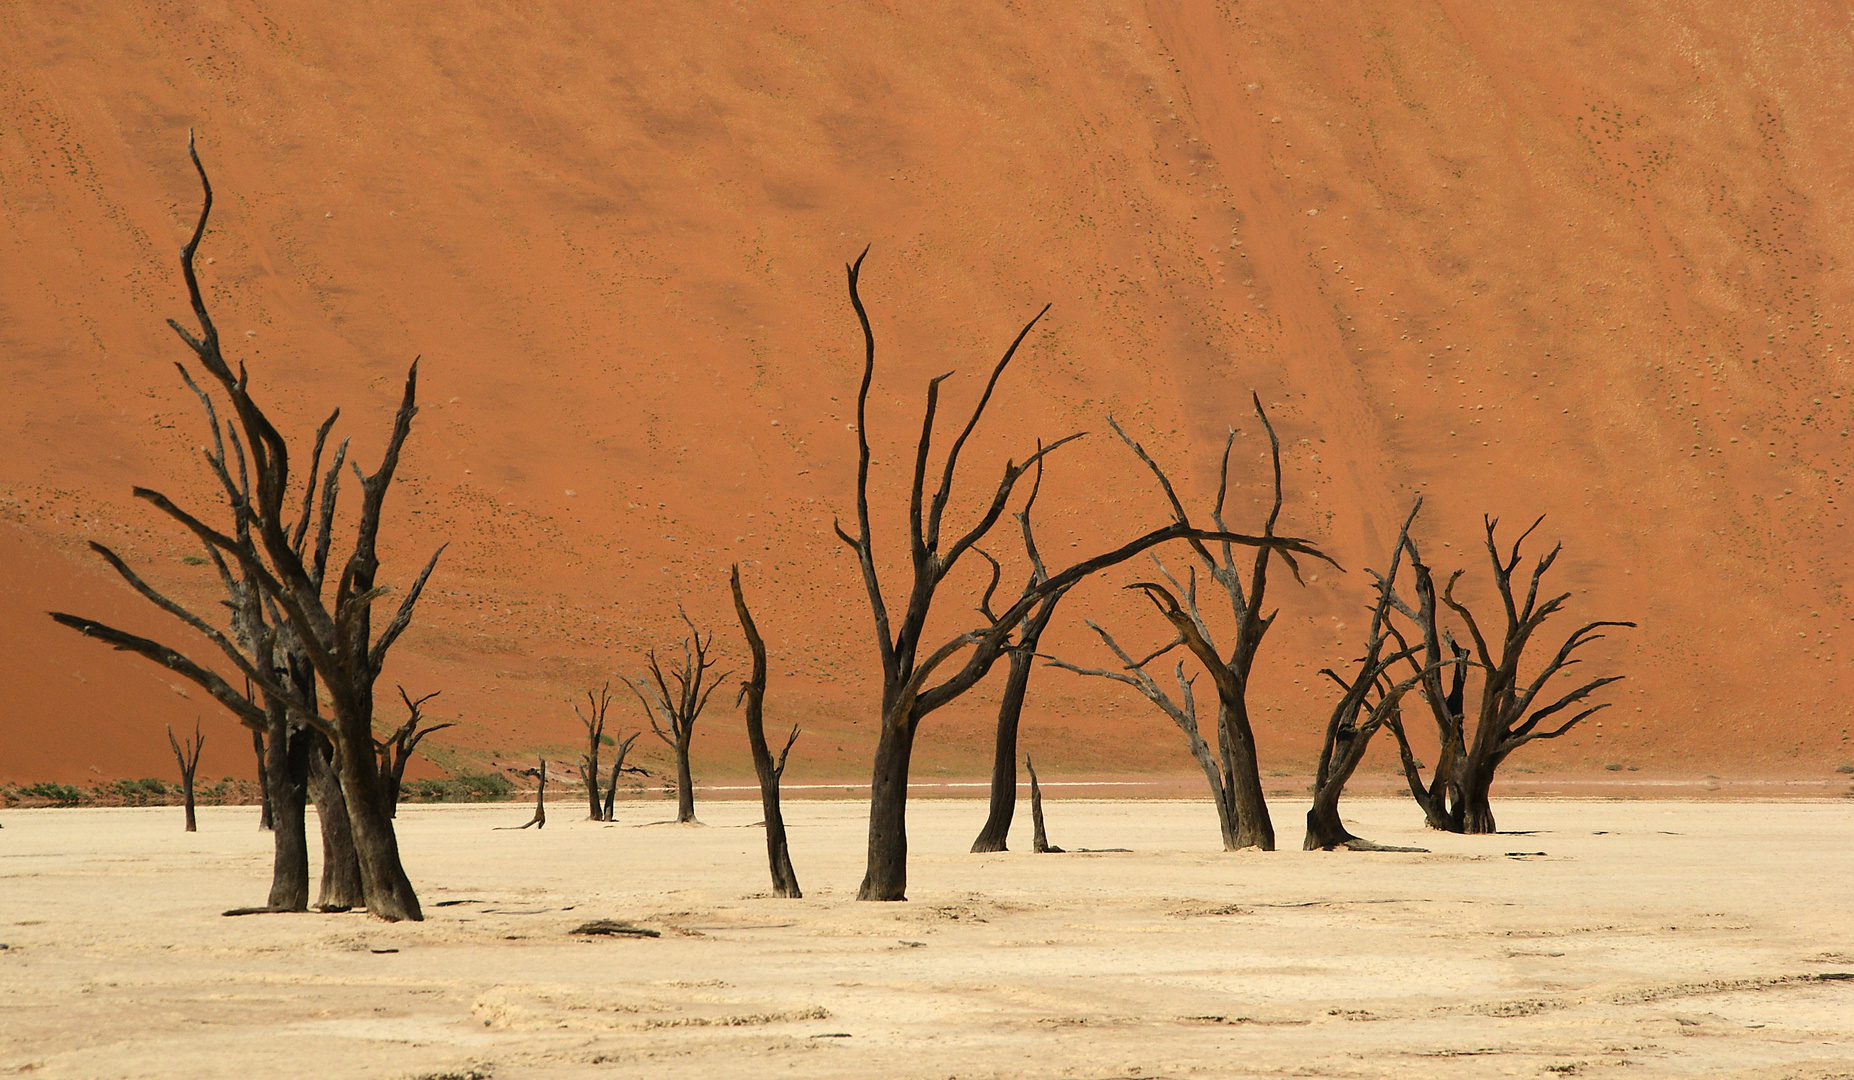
[403,772,513,802]
[105,778,170,806]
[1603,763,1624,772]
[16,782,83,805]
[1836,764,1854,774]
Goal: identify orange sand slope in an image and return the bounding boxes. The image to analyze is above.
[2,1,1852,785]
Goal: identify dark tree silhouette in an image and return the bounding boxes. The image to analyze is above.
[50,137,441,921]
[969,456,1072,853]
[1303,502,1436,850]
[628,611,725,824]
[600,732,645,822]
[1023,754,1061,853]
[517,758,547,829]
[832,250,1330,899]
[576,685,615,821]
[1047,403,1330,851]
[167,721,204,832]
[375,688,451,818]
[731,565,802,897]
[1387,516,1634,833]
[250,715,272,832]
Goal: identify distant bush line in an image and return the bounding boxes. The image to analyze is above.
[0,771,538,809]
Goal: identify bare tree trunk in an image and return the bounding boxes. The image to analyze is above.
[1456,758,1499,834]
[858,715,915,901]
[265,708,310,911]
[732,566,800,897]
[333,717,422,920]
[1025,753,1060,853]
[672,743,695,823]
[1218,698,1273,850]
[306,739,363,909]
[1305,724,1379,850]
[970,647,1033,853]
[519,758,547,829]
[253,727,273,831]
[581,757,601,820]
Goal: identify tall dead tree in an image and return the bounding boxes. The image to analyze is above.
[1388,516,1634,833]
[576,685,617,821]
[628,610,724,824]
[1303,501,1435,850]
[54,353,316,907]
[969,456,1073,853]
[832,250,1329,899]
[731,565,802,897]
[1049,403,1325,851]
[51,137,441,921]
[168,721,205,832]
[376,688,451,818]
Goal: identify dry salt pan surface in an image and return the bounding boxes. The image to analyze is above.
[1,798,1850,1079]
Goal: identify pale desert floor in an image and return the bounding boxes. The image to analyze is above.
[1,797,1851,1079]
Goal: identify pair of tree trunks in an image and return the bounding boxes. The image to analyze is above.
[50,136,439,921]
[1045,404,1330,853]
[833,251,1331,898]
[1302,501,1438,851]
[577,685,644,822]
[1384,515,1634,834]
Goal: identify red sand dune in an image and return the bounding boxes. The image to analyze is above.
[2,0,1852,788]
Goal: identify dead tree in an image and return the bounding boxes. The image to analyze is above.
[51,137,440,920]
[1303,501,1436,850]
[375,688,451,818]
[518,758,547,829]
[1023,754,1062,853]
[1048,402,1324,851]
[970,456,1073,853]
[600,732,645,822]
[730,565,802,897]
[832,250,1330,899]
[1046,614,1234,844]
[53,341,317,906]
[576,685,614,821]
[168,721,205,832]
[627,611,725,824]
[1388,516,1634,833]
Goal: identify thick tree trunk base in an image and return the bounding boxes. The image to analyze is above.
[674,750,696,824]
[326,721,423,922]
[1302,801,1356,851]
[858,720,914,901]
[308,744,364,910]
